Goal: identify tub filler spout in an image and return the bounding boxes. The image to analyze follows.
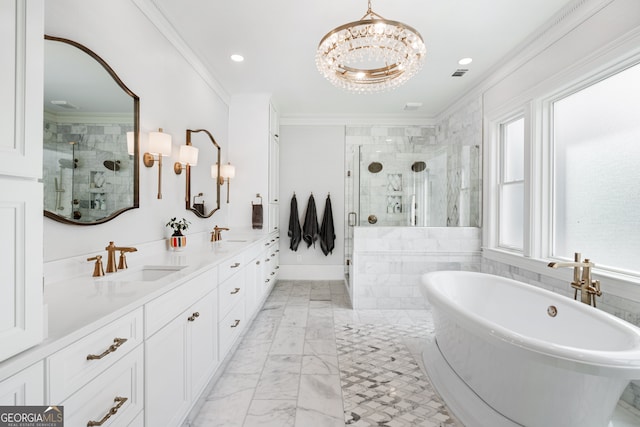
[548,252,601,307]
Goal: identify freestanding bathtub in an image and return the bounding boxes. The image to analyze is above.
[420,271,640,427]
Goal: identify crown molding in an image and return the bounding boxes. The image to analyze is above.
[131,0,230,106]
[280,115,436,127]
[436,0,615,121]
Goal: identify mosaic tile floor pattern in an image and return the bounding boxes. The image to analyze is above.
[190,280,462,427]
[336,323,458,427]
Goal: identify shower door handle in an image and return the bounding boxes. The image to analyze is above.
[348,212,358,227]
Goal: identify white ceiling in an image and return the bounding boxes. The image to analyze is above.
[151,0,577,120]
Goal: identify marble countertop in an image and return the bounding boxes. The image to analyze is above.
[0,230,275,380]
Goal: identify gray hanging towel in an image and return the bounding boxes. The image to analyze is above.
[319,194,335,256]
[288,194,302,250]
[302,193,319,248]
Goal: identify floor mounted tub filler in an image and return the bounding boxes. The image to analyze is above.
[420,271,640,427]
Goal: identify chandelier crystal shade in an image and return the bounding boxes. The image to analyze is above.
[316,0,427,93]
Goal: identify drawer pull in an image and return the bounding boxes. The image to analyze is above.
[264,243,269,246]
[230,262,241,268]
[265,279,270,283]
[188,312,200,322]
[86,338,128,360]
[87,396,128,426]
[231,319,241,328]
[276,266,280,269]
[271,254,276,257]
[270,272,275,276]
[230,287,241,295]
[276,249,280,253]
[256,261,261,265]
[265,258,271,262]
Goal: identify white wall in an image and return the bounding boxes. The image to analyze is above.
[278,125,345,280]
[43,0,230,261]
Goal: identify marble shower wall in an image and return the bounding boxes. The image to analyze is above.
[352,227,482,309]
[43,116,134,222]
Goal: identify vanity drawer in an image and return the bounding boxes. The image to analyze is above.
[145,267,217,338]
[47,308,143,403]
[218,299,245,357]
[218,254,245,283]
[218,270,244,319]
[61,345,143,427]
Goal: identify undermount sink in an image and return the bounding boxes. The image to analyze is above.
[99,265,187,282]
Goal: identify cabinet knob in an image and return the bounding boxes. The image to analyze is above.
[86,338,128,360]
[256,261,261,265]
[87,396,128,426]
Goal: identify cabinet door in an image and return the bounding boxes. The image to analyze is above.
[268,137,279,204]
[244,258,258,317]
[189,290,218,398]
[0,0,43,178]
[0,362,43,405]
[145,315,189,427]
[0,179,43,362]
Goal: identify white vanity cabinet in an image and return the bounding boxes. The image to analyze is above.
[145,268,219,427]
[60,345,143,427]
[217,255,247,356]
[0,0,44,363]
[46,308,143,403]
[264,236,280,286]
[0,362,43,405]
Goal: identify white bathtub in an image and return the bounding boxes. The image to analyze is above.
[420,271,640,427]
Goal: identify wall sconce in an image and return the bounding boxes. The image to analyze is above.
[143,128,172,199]
[212,162,235,203]
[173,144,199,175]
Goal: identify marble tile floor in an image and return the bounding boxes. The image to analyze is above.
[189,280,460,427]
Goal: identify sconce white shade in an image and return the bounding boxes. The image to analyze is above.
[148,130,172,156]
[220,163,236,179]
[179,145,199,166]
[126,131,135,155]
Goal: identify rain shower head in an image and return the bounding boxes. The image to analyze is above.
[411,161,427,172]
[103,160,121,172]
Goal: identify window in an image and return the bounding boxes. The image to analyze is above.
[498,117,525,250]
[552,63,640,274]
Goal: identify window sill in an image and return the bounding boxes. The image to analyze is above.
[482,248,640,303]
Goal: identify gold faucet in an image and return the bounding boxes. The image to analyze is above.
[548,252,602,307]
[211,225,229,242]
[105,241,137,273]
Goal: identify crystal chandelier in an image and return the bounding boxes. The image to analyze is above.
[316,0,427,93]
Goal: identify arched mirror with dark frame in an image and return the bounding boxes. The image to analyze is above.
[43,35,140,225]
[180,129,221,218]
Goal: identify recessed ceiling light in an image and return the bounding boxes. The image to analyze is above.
[458,57,473,65]
[230,54,244,62]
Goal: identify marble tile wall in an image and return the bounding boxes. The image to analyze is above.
[482,258,640,412]
[43,118,134,221]
[352,227,482,309]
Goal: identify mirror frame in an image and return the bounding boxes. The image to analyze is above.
[184,129,221,218]
[43,35,140,225]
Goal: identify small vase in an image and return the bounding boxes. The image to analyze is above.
[169,231,187,251]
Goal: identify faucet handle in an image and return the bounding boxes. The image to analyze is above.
[87,255,105,277]
[118,250,129,270]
